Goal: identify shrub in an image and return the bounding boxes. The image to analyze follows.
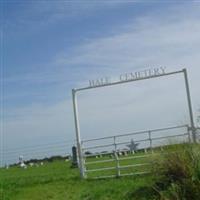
[152,144,200,200]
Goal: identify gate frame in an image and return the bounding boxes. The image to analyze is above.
[72,68,195,178]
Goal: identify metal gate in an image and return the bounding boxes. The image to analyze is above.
[81,125,191,179]
[72,68,196,178]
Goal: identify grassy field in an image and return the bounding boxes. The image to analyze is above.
[0,153,155,200]
[1,144,200,200]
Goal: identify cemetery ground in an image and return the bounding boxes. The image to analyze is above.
[1,143,200,200]
[0,155,154,200]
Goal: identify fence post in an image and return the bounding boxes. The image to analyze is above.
[148,131,153,153]
[196,127,200,142]
[113,136,117,152]
[72,89,85,178]
[183,69,196,143]
[187,125,191,143]
[113,136,120,177]
[114,151,120,177]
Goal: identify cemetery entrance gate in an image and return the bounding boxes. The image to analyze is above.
[72,68,196,179]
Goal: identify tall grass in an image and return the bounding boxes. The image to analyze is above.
[152,144,200,200]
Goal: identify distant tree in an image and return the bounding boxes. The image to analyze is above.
[85,151,92,155]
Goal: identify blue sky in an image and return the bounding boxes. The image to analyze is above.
[3,1,167,108]
[1,1,200,165]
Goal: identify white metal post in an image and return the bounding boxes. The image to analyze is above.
[72,89,86,178]
[183,69,196,143]
[148,131,153,153]
[113,136,120,177]
[187,125,191,143]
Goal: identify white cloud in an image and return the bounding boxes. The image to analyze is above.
[57,8,200,74]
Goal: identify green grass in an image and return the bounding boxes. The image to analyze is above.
[1,144,200,200]
[0,154,155,200]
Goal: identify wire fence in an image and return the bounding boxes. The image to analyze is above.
[1,139,76,167]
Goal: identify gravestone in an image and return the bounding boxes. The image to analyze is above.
[71,146,78,168]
